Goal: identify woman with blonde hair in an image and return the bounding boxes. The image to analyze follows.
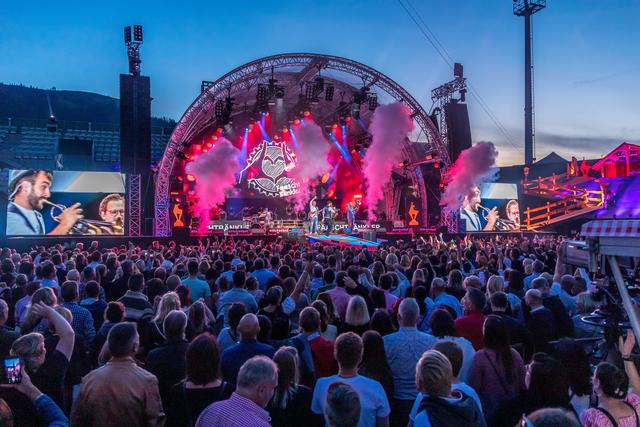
[339,296,370,336]
[21,287,58,334]
[186,300,216,340]
[146,292,181,351]
[267,346,312,427]
[11,303,74,409]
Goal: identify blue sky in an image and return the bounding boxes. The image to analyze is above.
[1,0,639,165]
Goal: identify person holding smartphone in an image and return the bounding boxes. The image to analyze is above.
[0,368,69,427]
[10,303,75,410]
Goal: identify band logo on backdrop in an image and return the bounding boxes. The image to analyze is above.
[240,140,300,197]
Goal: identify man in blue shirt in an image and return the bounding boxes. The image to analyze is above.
[383,298,437,427]
[524,260,544,289]
[220,314,274,384]
[181,259,211,305]
[217,271,258,326]
[431,278,463,318]
[250,258,276,292]
[312,332,390,427]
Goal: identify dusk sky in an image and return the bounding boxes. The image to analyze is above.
[1,1,639,165]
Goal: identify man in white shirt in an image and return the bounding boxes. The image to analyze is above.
[311,332,390,427]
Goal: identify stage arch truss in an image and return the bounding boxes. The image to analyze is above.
[155,53,448,236]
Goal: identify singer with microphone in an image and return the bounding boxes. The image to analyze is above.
[460,186,498,231]
[6,170,83,236]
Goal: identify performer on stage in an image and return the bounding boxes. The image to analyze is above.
[346,201,356,234]
[309,197,318,234]
[460,186,498,231]
[6,170,82,236]
[322,201,335,236]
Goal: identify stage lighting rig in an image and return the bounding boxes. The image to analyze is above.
[368,93,378,111]
[201,80,215,94]
[214,100,225,118]
[325,84,334,101]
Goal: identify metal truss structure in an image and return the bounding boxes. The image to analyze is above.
[128,174,142,236]
[154,53,449,236]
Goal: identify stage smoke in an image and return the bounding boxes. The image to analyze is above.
[364,102,414,220]
[185,138,242,233]
[441,141,499,213]
[288,121,332,211]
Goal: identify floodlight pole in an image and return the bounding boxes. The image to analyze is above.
[514,0,546,165]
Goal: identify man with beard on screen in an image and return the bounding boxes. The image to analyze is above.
[460,186,499,232]
[6,170,83,236]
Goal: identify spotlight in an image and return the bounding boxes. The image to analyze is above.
[325,84,334,101]
[256,84,268,106]
[351,103,361,120]
[214,100,225,118]
[275,86,285,99]
[368,94,378,111]
[305,83,317,103]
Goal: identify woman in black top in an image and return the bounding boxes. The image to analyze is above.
[358,330,394,402]
[257,286,291,342]
[166,333,234,427]
[267,346,312,427]
[488,353,574,427]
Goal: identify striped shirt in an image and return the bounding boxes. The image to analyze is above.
[195,392,270,427]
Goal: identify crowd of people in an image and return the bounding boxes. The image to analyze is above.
[0,233,637,427]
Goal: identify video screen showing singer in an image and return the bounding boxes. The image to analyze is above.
[6,170,83,236]
[460,186,498,231]
[98,194,125,235]
[504,199,521,230]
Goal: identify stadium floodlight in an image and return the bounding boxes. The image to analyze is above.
[134,25,143,42]
[124,26,132,44]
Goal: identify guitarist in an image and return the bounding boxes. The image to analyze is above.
[322,201,335,236]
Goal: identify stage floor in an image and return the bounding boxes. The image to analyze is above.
[307,233,382,250]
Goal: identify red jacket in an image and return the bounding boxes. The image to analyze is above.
[455,311,486,350]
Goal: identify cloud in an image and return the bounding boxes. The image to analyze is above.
[573,67,640,86]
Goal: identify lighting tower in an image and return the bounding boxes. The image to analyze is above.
[124,25,143,76]
[513,0,546,165]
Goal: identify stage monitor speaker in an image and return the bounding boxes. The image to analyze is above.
[120,74,151,175]
[363,231,376,242]
[444,101,472,163]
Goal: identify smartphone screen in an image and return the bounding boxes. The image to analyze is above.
[4,357,22,384]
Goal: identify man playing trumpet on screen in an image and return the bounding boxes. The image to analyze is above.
[6,170,83,236]
[460,186,498,231]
